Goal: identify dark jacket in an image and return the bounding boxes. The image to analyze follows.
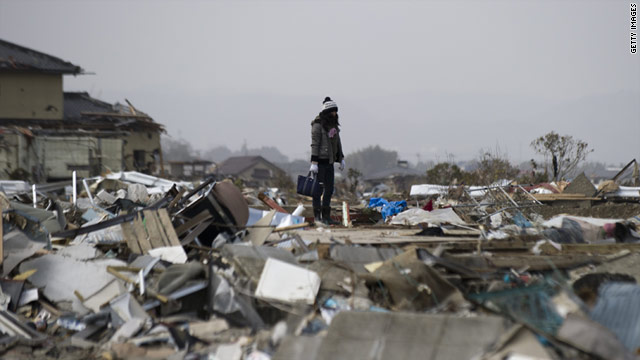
[310,115,344,164]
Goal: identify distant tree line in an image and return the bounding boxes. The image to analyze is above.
[162,132,603,186]
[161,136,289,163]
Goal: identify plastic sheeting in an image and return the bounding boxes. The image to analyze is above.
[543,215,622,228]
[368,198,407,221]
[246,208,305,228]
[389,207,466,226]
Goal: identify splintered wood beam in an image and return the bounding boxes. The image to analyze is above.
[258,192,288,214]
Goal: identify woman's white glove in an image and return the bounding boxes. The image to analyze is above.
[310,163,319,173]
[339,160,345,171]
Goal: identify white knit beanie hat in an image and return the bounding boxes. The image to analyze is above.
[321,97,338,113]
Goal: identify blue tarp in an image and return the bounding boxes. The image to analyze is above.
[512,211,532,228]
[368,198,407,220]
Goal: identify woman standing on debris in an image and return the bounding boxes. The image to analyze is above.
[310,96,345,225]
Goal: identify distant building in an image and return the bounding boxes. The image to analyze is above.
[364,160,424,194]
[217,156,286,187]
[167,160,214,179]
[0,39,164,182]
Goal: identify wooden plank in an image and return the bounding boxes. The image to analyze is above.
[258,192,288,214]
[149,211,171,247]
[133,213,152,253]
[143,210,167,248]
[532,193,600,201]
[175,210,212,237]
[167,189,186,211]
[120,222,142,254]
[441,228,482,236]
[157,209,181,247]
[560,243,640,254]
[273,223,310,232]
[152,211,173,247]
[106,266,168,303]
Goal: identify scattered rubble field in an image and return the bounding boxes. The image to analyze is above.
[0,172,639,360]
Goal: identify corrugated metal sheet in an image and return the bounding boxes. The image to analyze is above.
[590,282,640,353]
[0,180,29,195]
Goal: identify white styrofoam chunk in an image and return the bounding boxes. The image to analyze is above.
[255,258,320,305]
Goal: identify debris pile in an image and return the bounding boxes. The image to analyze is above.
[0,171,639,359]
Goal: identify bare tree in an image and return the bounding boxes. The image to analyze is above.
[530,132,593,182]
[474,148,519,185]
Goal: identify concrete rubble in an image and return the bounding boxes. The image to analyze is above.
[0,171,639,359]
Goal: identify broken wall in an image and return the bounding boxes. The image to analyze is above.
[0,131,28,179]
[0,73,63,120]
[0,132,124,181]
[38,136,124,180]
[123,131,161,174]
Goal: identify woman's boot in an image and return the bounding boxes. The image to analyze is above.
[322,206,340,225]
[313,206,322,224]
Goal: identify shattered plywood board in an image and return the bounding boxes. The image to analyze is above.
[18,254,125,314]
[315,312,509,360]
[363,250,466,311]
[2,230,47,277]
[329,245,403,274]
[121,209,180,254]
[221,244,297,282]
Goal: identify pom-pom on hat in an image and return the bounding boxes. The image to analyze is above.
[321,97,338,113]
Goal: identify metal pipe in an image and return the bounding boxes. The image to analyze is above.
[72,171,77,206]
[82,178,94,206]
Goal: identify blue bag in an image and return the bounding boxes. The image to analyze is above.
[297,172,321,197]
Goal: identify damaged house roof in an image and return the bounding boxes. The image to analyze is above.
[61,92,163,132]
[365,165,423,182]
[217,156,283,176]
[63,92,151,119]
[0,38,83,74]
[63,92,115,119]
[0,92,164,134]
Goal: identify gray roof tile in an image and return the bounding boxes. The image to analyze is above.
[0,39,82,74]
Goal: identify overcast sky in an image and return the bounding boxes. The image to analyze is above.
[1,0,638,165]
